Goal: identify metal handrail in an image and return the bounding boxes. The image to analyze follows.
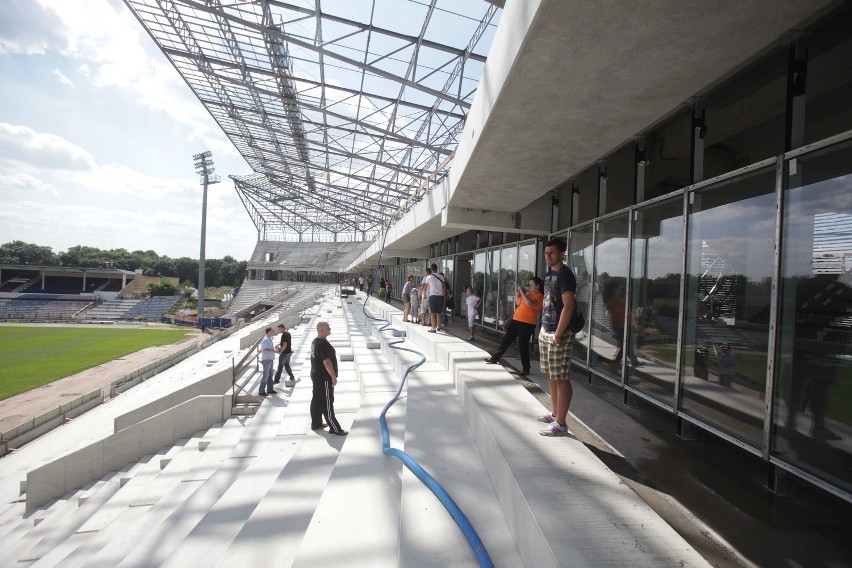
[232,335,263,406]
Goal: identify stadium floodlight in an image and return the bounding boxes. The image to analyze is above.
[193,150,220,328]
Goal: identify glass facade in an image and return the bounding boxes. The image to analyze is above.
[366,5,852,500]
[518,242,537,292]
[627,197,684,406]
[679,167,776,446]
[568,224,593,364]
[773,139,852,493]
[483,249,498,327]
[589,213,631,380]
[499,246,517,328]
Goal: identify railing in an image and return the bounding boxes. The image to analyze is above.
[232,335,263,408]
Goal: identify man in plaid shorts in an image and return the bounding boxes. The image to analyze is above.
[537,237,577,436]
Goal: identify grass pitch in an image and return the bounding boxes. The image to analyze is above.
[0,326,191,401]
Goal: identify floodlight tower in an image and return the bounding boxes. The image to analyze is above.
[193,150,220,328]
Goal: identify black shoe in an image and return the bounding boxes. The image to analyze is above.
[311,424,324,430]
[273,379,281,383]
[331,430,349,436]
[519,370,530,377]
[259,392,268,396]
[484,357,497,364]
[268,389,277,394]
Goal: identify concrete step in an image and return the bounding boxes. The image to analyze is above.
[49,420,250,568]
[109,402,287,567]
[161,433,302,567]
[212,382,347,567]
[351,308,524,566]
[5,455,159,567]
[398,367,524,567]
[291,395,402,568]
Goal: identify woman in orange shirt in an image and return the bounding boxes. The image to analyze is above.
[485,276,544,376]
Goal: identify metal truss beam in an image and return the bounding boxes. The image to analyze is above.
[124,0,500,240]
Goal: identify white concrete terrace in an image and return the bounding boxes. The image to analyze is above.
[0,289,711,567]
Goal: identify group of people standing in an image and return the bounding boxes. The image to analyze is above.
[399,238,580,437]
[259,237,578,440]
[257,321,348,436]
[401,263,450,332]
[258,323,295,396]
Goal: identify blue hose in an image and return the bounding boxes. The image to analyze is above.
[361,229,494,568]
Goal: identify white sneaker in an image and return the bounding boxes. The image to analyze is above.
[536,413,556,423]
[540,421,568,436]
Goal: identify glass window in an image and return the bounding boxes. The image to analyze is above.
[702,47,787,180]
[803,4,852,145]
[483,249,499,328]
[773,139,852,493]
[518,240,538,290]
[644,107,691,201]
[604,142,636,213]
[576,166,599,224]
[627,197,684,406]
[499,245,517,328]
[442,258,455,316]
[680,167,776,447]
[567,225,593,364]
[589,213,631,380]
[473,252,486,326]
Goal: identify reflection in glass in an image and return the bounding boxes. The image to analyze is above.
[680,167,776,447]
[568,226,593,363]
[443,258,455,317]
[518,241,538,294]
[473,252,486,326]
[589,214,631,380]
[483,249,499,328]
[773,141,852,493]
[628,198,684,406]
[499,246,517,328]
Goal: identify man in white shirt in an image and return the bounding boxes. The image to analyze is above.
[425,262,446,332]
[259,327,277,396]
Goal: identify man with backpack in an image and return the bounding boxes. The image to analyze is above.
[425,263,447,333]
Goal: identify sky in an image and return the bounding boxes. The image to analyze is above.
[0,0,259,260]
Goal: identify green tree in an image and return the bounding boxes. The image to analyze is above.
[0,241,58,265]
[4,241,246,288]
[175,257,198,286]
[147,279,177,296]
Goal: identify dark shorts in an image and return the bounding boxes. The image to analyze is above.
[428,295,445,314]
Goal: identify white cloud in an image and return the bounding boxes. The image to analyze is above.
[0,0,69,55]
[0,172,58,196]
[0,123,95,172]
[0,124,255,258]
[31,0,240,161]
[51,68,73,86]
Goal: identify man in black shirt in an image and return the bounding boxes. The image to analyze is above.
[273,323,295,384]
[310,321,347,435]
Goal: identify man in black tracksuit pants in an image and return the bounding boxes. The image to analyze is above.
[310,321,347,435]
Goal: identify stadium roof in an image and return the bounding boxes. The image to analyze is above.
[124,0,502,242]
